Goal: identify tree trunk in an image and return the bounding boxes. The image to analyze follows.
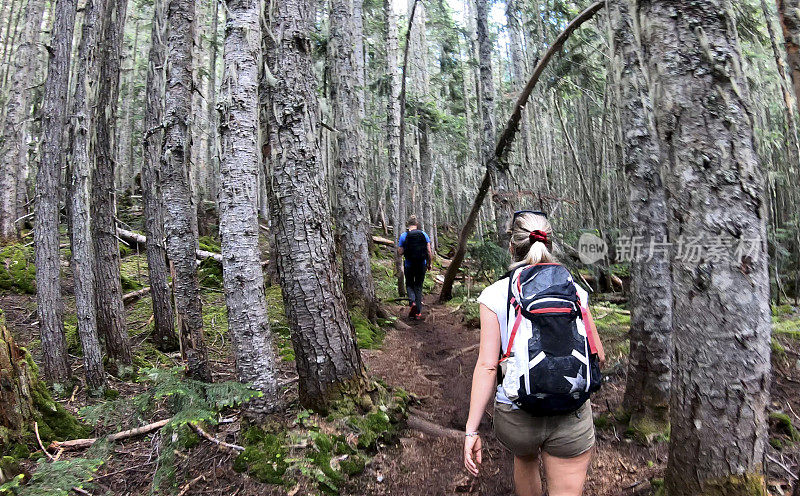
[205,0,220,201]
[778,0,800,107]
[218,0,278,412]
[0,316,38,453]
[263,0,366,412]
[636,1,772,494]
[142,0,178,352]
[68,0,107,393]
[609,0,671,439]
[163,0,211,381]
[92,0,132,371]
[0,0,45,241]
[330,0,378,317]
[385,0,405,296]
[35,0,77,385]
[476,0,510,245]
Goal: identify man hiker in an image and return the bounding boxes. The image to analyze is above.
[397,215,433,320]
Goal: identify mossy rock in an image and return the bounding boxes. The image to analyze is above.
[0,244,36,294]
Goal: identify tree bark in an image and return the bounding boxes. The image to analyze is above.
[68,0,107,393]
[218,0,278,412]
[263,0,366,412]
[475,0,510,245]
[162,0,211,381]
[385,0,405,296]
[0,0,45,241]
[35,0,77,384]
[92,0,132,371]
[0,316,38,451]
[330,0,378,317]
[142,0,178,352]
[609,0,671,438]
[636,1,772,494]
[778,0,800,107]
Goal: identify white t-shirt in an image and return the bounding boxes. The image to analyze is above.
[477,275,590,405]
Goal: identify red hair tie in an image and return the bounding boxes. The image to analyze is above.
[530,230,548,243]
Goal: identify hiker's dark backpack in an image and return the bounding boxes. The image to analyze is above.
[403,230,428,266]
[499,263,602,416]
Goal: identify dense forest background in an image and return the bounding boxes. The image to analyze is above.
[0,0,799,494]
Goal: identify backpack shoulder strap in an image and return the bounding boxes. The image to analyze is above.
[501,268,523,362]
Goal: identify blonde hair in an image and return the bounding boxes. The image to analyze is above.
[509,212,556,270]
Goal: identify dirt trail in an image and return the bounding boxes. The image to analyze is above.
[358,296,666,496]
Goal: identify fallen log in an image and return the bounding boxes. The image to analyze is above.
[52,418,170,450]
[407,415,463,439]
[122,286,151,304]
[116,227,223,263]
[372,235,395,247]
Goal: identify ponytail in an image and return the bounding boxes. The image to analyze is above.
[509,214,555,270]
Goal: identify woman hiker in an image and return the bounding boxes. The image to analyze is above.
[464,210,606,496]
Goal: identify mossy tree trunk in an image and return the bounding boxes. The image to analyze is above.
[0,316,37,453]
[263,0,367,412]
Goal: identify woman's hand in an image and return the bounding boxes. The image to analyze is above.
[464,434,482,476]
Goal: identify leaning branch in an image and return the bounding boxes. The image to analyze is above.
[439,1,605,302]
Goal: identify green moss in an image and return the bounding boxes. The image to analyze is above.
[102,388,120,400]
[339,453,366,476]
[119,242,133,257]
[771,304,794,317]
[769,412,800,442]
[627,412,670,445]
[769,437,783,450]
[233,428,289,485]
[698,474,766,496]
[197,257,223,289]
[31,382,90,443]
[198,236,221,253]
[0,455,22,482]
[593,413,612,430]
[349,410,393,449]
[592,309,631,336]
[772,317,800,337]
[771,338,787,356]
[120,273,143,291]
[350,308,385,349]
[265,285,293,361]
[0,244,36,294]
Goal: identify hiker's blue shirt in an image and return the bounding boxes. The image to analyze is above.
[398,230,430,269]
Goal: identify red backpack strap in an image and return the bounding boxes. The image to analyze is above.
[577,295,600,354]
[500,298,523,362]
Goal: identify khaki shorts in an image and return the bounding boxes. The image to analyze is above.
[493,400,595,458]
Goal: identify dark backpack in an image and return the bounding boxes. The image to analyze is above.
[403,230,428,265]
[499,263,602,416]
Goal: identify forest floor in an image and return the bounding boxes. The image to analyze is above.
[2,246,800,495]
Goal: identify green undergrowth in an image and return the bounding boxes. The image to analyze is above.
[234,381,411,494]
[0,441,110,496]
[198,257,223,289]
[78,367,260,493]
[371,258,396,302]
[0,244,36,294]
[265,285,294,361]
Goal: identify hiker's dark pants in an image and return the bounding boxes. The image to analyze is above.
[405,264,426,315]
